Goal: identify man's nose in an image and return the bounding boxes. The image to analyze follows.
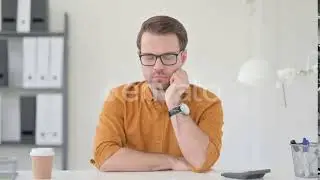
[153,57,165,70]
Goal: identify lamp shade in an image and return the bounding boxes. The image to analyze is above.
[237,58,274,86]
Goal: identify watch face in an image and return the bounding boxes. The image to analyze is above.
[180,103,190,115]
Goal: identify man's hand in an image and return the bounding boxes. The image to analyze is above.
[169,157,192,171]
[165,69,189,110]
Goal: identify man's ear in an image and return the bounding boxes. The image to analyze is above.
[181,50,187,64]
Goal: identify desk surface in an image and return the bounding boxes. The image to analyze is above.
[15,169,319,180]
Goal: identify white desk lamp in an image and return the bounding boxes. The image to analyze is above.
[237,58,274,87]
[238,0,318,107]
[237,60,318,107]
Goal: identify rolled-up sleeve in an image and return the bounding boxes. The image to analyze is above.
[191,99,224,173]
[90,89,126,169]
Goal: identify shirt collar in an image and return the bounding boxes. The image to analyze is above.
[142,81,154,101]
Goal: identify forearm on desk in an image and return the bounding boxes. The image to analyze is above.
[170,114,211,170]
[99,147,173,172]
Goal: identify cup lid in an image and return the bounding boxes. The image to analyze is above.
[30,148,55,156]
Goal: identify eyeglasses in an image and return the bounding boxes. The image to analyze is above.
[139,51,183,66]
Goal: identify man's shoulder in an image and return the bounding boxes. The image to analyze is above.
[187,84,221,104]
[187,84,223,118]
[108,81,146,100]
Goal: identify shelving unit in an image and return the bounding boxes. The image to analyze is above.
[318,6,319,137]
[0,12,69,170]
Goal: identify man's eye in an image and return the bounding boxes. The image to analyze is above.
[143,56,155,60]
[162,54,175,60]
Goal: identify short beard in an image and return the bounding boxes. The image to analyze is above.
[147,81,169,101]
[150,82,169,91]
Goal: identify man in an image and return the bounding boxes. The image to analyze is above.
[90,15,224,173]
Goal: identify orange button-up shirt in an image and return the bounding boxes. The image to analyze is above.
[90,81,224,172]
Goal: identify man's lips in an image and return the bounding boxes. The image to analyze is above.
[153,76,168,79]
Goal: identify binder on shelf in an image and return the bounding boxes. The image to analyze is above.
[1,95,21,142]
[7,38,23,87]
[7,37,65,89]
[36,93,63,145]
[30,0,48,31]
[20,96,36,143]
[36,37,50,88]
[0,39,8,86]
[0,0,2,31]
[2,0,48,32]
[7,37,38,88]
[1,0,18,31]
[49,37,64,88]
[22,37,37,88]
[0,94,2,144]
[16,0,31,32]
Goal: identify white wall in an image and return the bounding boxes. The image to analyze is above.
[44,0,318,172]
[216,0,318,172]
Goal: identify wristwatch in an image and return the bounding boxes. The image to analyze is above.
[168,103,190,117]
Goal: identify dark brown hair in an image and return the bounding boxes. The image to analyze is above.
[136,15,188,52]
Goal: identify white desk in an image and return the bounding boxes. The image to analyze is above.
[15,170,318,180]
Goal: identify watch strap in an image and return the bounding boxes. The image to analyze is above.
[168,106,181,117]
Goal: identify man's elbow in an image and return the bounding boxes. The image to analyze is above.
[98,154,120,172]
[191,144,221,173]
[189,154,207,170]
[91,143,121,170]
[191,155,219,173]
[99,161,113,172]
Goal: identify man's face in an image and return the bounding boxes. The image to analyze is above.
[139,32,187,90]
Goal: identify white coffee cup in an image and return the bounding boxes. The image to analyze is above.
[30,148,55,179]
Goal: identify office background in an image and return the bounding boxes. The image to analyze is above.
[1,0,318,173]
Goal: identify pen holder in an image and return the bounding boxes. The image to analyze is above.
[290,142,319,178]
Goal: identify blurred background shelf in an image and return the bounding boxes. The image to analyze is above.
[0,31,64,37]
[0,87,63,95]
[0,0,69,170]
